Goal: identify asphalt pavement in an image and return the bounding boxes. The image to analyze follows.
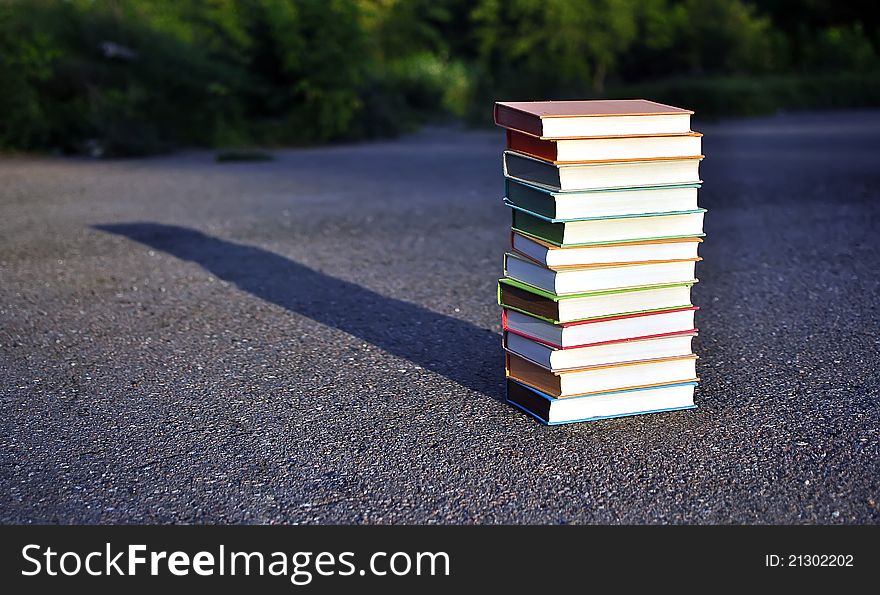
[1,111,878,523]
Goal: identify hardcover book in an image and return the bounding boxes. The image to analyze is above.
[497,277,695,324]
[504,251,700,295]
[505,352,699,398]
[504,330,697,372]
[511,231,702,267]
[503,306,698,349]
[504,150,703,192]
[494,99,693,139]
[504,179,700,220]
[506,129,703,163]
[507,379,697,425]
[511,207,706,247]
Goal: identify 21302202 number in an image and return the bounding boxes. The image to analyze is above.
[788,554,854,567]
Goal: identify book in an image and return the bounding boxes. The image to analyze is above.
[511,231,702,267]
[511,207,706,247]
[505,330,696,372]
[504,252,699,295]
[498,277,695,324]
[506,129,703,164]
[505,179,700,220]
[494,100,693,139]
[507,379,697,425]
[503,306,698,349]
[506,352,698,398]
[504,151,703,192]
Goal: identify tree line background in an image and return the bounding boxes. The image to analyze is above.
[1,0,877,155]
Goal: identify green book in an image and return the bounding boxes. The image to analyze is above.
[498,277,696,324]
[511,207,706,247]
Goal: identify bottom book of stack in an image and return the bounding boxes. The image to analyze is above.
[507,379,697,425]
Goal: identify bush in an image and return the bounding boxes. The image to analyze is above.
[0,0,245,155]
[609,71,880,119]
[0,0,878,154]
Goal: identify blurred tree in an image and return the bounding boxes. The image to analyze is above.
[0,1,63,148]
[472,0,638,95]
[0,0,878,153]
[241,0,371,143]
[753,0,879,65]
[634,0,780,77]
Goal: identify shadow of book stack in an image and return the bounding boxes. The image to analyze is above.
[494,100,706,425]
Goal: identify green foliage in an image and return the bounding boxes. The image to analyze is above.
[0,0,878,154]
[472,0,639,94]
[0,1,64,148]
[608,71,880,119]
[805,23,879,72]
[0,0,246,155]
[383,53,473,118]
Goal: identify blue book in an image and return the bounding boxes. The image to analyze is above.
[507,379,697,425]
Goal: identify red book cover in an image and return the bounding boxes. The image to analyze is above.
[502,306,699,350]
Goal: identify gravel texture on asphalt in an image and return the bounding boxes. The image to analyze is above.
[1,111,878,524]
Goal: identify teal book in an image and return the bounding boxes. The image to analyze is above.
[507,379,697,425]
[503,150,703,192]
[505,178,701,221]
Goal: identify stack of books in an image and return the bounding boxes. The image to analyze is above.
[494,99,706,425]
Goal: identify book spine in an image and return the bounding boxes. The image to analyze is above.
[507,353,562,397]
[506,181,557,219]
[506,379,552,422]
[499,281,560,322]
[512,210,565,245]
[495,105,543,137]
[507,130,558,162]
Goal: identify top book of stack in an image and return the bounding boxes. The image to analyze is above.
[494,99,693,139]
